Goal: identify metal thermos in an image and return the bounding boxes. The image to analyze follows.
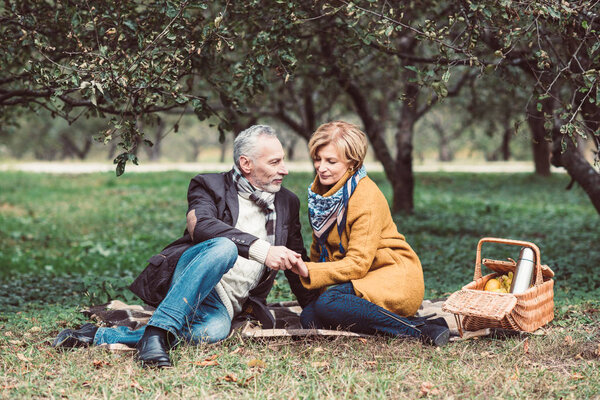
[510,247,535,294]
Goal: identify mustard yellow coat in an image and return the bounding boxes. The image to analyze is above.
[300,172,424,317]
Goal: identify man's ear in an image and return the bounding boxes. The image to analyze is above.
[238,155,253,175]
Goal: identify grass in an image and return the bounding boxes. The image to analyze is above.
[0,170,599,398]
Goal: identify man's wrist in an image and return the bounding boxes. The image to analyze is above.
[248,239,271,264]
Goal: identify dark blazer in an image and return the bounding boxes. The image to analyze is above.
[129,170,318,326]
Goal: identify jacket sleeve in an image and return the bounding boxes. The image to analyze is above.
[283,194,320,307]
[186,175,258,258]
[300,192,380,290]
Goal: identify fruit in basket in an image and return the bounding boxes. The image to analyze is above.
[499,272,513,291]
[484,278,501,291]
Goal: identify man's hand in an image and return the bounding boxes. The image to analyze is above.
[265,246,309,277]
[265,246,299,271]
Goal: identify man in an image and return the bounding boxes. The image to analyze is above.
[53,125,318,368]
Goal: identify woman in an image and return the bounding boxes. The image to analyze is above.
[299,121,449,346]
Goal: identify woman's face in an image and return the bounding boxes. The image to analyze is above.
[314,143,353,187]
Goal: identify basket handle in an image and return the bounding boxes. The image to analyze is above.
[474,237,543,287]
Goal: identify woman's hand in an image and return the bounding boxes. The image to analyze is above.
[265,246,309,277]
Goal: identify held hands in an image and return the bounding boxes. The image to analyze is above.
[265,246,309,277]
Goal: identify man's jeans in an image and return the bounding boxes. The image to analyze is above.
[300,282,420,338]
[94,237,238,346]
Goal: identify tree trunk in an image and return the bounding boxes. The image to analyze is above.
[526,101,551,176]
[394,116,415,213]
[500,119,511,161]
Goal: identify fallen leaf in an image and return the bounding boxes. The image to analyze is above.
[230,347,243,355]
[523,338,529,354]
[222,374,237,382]
[241,375,255,386]
[311,361,329,368]
[419,381,440,397]
[92,359,110,368]
[564,335,574,345]
[195,354,219,366]
[195,359,219,367]
[29,326,41,333]
[313,347,324,353]
[131,380,144,392]
[357,338,368,344]
[8,340,23,346]
[571,373,584,380]
[16,353,30,363]
[247,359,266,368]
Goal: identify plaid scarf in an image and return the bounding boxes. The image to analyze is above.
[231,166,276,245]
[308,166,367,262]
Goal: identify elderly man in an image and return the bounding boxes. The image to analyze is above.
[53,125,317,368]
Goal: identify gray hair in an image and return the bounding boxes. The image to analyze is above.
[233,125,277,167]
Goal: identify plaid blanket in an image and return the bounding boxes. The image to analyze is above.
[82,298,490,351]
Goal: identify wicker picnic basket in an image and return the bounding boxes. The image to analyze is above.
[442,237,555,335]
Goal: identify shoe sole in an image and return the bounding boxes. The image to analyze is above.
[140,360,173,369]
[433,329,450,346]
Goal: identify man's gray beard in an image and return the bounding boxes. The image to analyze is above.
[261,182,282,193]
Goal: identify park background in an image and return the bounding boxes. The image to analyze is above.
[1,1,600,398]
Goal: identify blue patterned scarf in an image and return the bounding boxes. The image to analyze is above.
[308,166,367,262]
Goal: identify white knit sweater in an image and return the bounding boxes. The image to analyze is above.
[214,195,271,319]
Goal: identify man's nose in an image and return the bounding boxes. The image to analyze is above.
[279,162,289,175]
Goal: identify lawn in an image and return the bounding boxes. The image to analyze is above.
[0,170,599,399]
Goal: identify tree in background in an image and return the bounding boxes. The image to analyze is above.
[1,1,599,213]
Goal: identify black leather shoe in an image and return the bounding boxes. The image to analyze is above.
[52,323,98,348]
[135,326,175,368]
[419,323,450,347]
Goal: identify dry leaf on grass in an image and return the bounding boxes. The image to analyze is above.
[419,381,440,397]
[571,373,584,380]
[92,359,111,368]
[523,338,529,354]
[311,361,329,368]
[564,335,574,345]
[196,359,219,367]
[247,359,266,368]
[221,374,237,382]
[16,353,30,363]
[131,380,144,392]
[230,347,243,355]
[29,326,41,333]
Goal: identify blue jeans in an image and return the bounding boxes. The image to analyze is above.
[300,283,420,338]
[94,237,238,346]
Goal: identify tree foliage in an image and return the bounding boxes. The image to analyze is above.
[1,0,599,212]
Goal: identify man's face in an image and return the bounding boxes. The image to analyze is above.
[241,136,288,193]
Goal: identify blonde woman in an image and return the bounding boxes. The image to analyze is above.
[299,121,449,346]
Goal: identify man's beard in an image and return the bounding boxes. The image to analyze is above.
[252,175,283,193]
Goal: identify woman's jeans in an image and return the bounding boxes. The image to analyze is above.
[94,237,238,346]
[300,283,420,338]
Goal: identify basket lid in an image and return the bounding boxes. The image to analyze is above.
[482,258,555,279]
[442,289,518,320]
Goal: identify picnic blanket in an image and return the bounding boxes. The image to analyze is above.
[82,299,490,351]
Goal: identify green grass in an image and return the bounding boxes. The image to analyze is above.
[0,170,599,398]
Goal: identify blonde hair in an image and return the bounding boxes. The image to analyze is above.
[308,121,368,169]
